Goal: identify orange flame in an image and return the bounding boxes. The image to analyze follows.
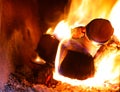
[67,0,116,26]
[52,0,120,88]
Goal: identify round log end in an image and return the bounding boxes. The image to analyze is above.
[36,34,59,63]
[86,18,114,43]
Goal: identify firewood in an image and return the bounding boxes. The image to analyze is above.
[86,18,114,43]
[59,50,95,80]
[36,34,59,64]
[71,26,86,39]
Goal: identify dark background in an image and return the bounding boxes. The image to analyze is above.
[37,0,70,33]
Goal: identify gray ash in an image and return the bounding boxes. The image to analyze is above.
[3,73,35,92]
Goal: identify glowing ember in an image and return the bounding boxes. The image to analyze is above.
[32,53,46,64]
[51,0,120,88]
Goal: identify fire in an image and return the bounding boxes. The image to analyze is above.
[66,0,116,26]
[109,0,120,40]
[53,40,120,87]
[53,20,71,41]
[51,0,120,88]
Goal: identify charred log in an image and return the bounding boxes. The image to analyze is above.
[36,34,59,64]
[59,50,95,80]
[86,18,114,43]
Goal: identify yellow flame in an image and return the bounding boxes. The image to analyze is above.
[109,0,120,40]
[53,0,120,88]
[67,0,116,26]
[46,27,53,35]
[93,49,120,86]
[53,20,71,41]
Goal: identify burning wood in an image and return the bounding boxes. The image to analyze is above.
[53,18,120,91]
[54,18,114,80]
[1,0,120,91]
[36,34,59,64]
[59,50,94,80]
[86,18,114,43]
[71,26,86,39]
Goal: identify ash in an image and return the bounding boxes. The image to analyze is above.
[1,74,119,92]
[2,74,35,92]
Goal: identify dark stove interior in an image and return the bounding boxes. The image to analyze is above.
[0,0,120,92]
[0,0,70,91]
[37,0,70,33]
